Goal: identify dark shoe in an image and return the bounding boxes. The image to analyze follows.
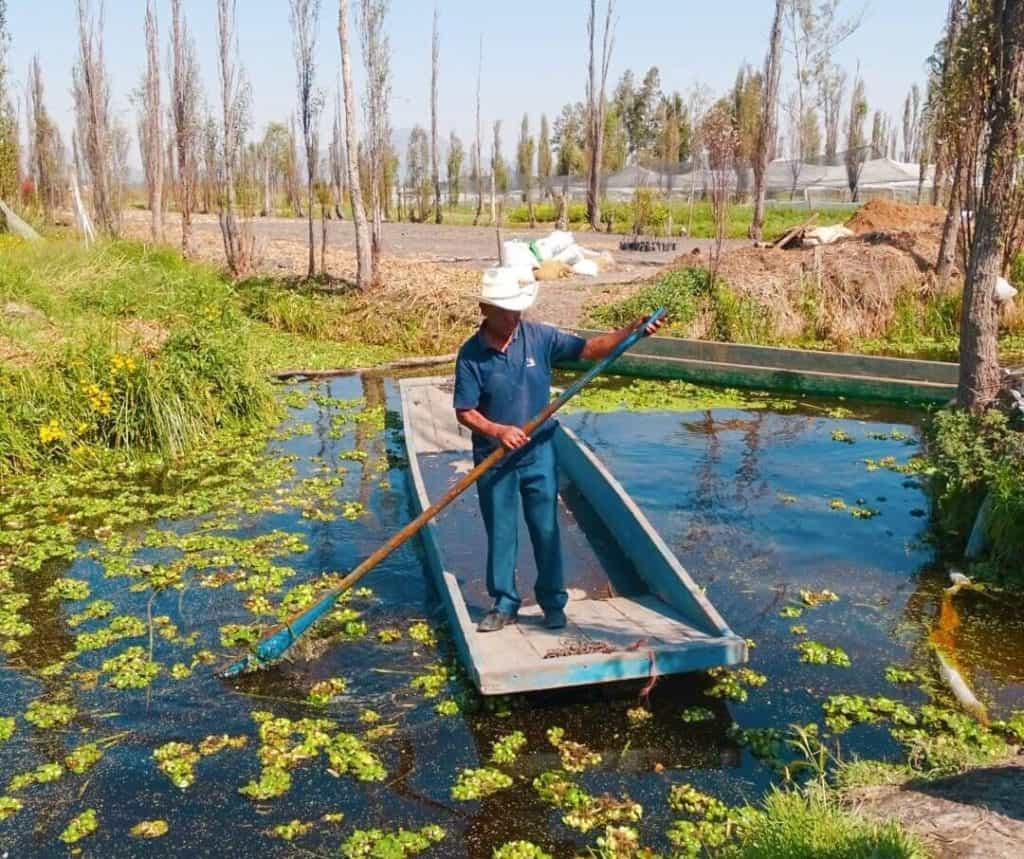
[543,608,567,630]
[477,610,517,633]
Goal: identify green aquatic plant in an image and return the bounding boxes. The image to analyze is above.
[669,783,729,819]
[407,620,436,647]
[795,640,851,667]
[680,706,716,723]
[376,627,401,643]
[828,498,847,511]
[0,716,14,743]
[64,742,103,774]
[451,766,514,800]
[831,429,855,444]
[850,506,881,519]
[154,742,201,789]
[239,766,292,800]
[727,726,786,761]
[884,666,918,685]
[130,819,169,838]
[546,726,601,772]
[43,576,91,601]
[532,771,642,834]
[492,841,553,859]
[197,734,247,756]
[490,731,527,765]
[59,809,98,844]
[822,695,917,734]
[411,662,450,698]
[779,605,804,618]
[339,824,446,858]
[790,624,808,635]
[800,589,839,607]
[324,733,387,782]
[270,819,314,841]
[705,667,767,703]
[626,706,653,727]
[308,677,348,706]
[72,614,147,653]
[101,645,161,688]
[8,762,63,792]
[24,698,75,729]
[0,796,22,821]
[434,699,460,716]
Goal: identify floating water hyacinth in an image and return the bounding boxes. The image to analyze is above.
[65,742,103,774]
[339,824,445,859]
[153,742,201,789]
[59,809,98,844]
[492,841,553,859]
[546,727,601,772]
[24,699,75,729]
[796,640,851,667]
[129,819,169,838]
[490,731,527,765]
[451,766,513,800]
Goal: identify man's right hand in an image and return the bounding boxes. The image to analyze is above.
[495,425,530,450]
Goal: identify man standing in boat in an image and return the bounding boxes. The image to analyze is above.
[454,269,663,632]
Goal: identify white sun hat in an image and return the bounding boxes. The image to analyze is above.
[479,266,538,311]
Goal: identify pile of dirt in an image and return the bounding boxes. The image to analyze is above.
[845,198,946,235]
[704,226,945,342]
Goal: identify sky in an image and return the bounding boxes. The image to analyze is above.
[4,0,949,170]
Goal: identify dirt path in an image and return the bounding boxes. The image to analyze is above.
[121,210,744,328]
[849,758,1024,858]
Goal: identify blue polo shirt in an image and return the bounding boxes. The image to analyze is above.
[453,320,586,467]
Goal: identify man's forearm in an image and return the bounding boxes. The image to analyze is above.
[579,320,640,361]
[456,408,503,439]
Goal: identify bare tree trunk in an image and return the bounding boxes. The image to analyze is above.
[72,0,118,236]
[215,0,251,277]
[339,0,372,290]
[750,0,784,241]
[958,0,1024,412]
[170,0,198,256]
[142,0,163,242]
[290,0,322,279]
[937,155,962,289]
[472,35,483,227]
[321,198,327,276]
[262,146,272,216]
[430,2,442,224]
[585,0,614,230]
[360,0,390,288]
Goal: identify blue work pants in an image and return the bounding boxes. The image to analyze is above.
[475,441,567,616]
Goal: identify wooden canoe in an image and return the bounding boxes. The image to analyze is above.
[559,330,959,404]
[399,376,747,696]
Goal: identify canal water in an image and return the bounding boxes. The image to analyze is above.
[1,374,1021,857]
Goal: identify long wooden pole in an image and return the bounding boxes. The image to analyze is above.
[221,308,666,677]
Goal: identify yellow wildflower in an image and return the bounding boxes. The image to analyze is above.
[39,419,67,445]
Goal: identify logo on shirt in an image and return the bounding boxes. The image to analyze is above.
[526,357,536,368]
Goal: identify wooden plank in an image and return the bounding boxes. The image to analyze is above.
[555,426,734,638]
[607,595,712,644]
[477,637,747,695]
[402,377,472,454]
[566,329,960,386]
[772,213,817,249]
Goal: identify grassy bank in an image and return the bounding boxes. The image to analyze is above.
[0,237,469,479]
[587,266,1024,361]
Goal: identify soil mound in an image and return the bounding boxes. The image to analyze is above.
[845,198,945,235]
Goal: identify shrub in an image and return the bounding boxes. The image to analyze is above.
[729,789,926,859]
[588,268,708,332]
[926,408,1024,588]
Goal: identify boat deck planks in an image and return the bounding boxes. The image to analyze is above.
[400,375,746,694]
